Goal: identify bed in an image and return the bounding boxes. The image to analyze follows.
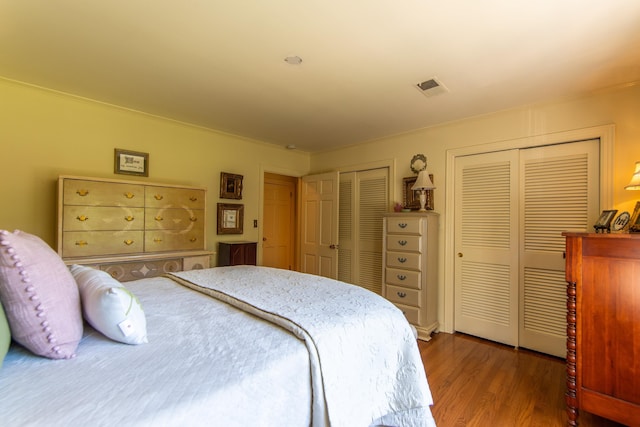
[0,230,436,427]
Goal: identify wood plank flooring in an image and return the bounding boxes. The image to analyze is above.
[418,332,627,427]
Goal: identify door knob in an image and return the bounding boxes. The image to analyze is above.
[329,244,339,249]
[263,237,267,241]
[458,252,463,257]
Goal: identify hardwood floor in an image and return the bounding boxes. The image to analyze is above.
[418,332,627,427]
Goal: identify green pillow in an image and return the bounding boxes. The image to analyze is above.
[0,301,10,369]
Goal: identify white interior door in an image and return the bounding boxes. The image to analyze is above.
[300,171,339,278]
[454,150,519,346]
[518,139,600,357]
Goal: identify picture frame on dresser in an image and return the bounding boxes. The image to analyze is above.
[629,201,640,232]
[217,203,244,235]
[402,176,433,210]
[114,148,149,177]
[593,209,617,233]
[220,172,243,199]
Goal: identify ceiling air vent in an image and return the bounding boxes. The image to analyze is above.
[416,77,448,97]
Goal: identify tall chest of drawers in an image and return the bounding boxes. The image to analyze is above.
[563,232,640,426]
[383,212,439,341]
[57,175,212,281]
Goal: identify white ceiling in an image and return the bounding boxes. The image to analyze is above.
[1,1,639,152]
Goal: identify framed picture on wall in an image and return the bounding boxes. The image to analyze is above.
[220,172,243,199]
[114,149,149,177]
[217,203,244,234]
[402,175,434,210]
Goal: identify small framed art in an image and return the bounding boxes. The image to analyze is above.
[217,203,244,234]
[114,149,149,177]
[220,172,243,199]
[593,209,618,233]
[402,175,434,210]
[629,201,640,233]
[611,211,631,232]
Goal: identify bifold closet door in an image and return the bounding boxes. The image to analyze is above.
[454,139,599,356]
[339,168,388,295]
[518,140,599,357]
[454,150,520,347]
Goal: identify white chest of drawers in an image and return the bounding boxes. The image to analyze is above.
[382,212,439,341]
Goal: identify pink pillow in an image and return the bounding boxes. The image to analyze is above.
[0,230,83,359]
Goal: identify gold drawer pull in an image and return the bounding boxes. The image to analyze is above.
[154,194,163,200]
[398,257,407,263]
[398,240,407,246]
[190,217,197,222]
[75,240,88,246]
[76,189,89,197]
[124,240,134,246]
[124,192,135,199]
[190,237,197,242]
[189,196,198,202]
[397,292,407,298]
[398,223,407,229]
[155,215,163,221]
[397,274,407,281]
[154,238,162,243]
[124,216,134,222]
[76,215,89,222]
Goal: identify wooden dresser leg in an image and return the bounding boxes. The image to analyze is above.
[566,280,578,427]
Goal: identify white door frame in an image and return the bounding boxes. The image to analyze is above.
[442,125,615,333]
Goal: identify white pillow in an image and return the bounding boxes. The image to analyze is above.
[70,265,147,345]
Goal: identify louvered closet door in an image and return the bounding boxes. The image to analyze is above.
[338,172,355,284]
[338,168,388,294]
[454,150,519,346]
[519,139,599,357]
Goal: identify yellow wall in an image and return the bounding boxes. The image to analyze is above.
[312,83,640,213]
[311,82,640,331]
[3,76,639,326]
[0,78,311,257]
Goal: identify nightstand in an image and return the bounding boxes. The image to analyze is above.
[218,241,257,266]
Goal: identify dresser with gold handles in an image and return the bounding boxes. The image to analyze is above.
[57,175,212,281]
[382,212,439,341]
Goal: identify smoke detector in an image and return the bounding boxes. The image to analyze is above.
[416,77,448,97]
[284,56,303,65]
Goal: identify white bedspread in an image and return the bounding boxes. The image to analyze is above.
[1,276,313,426]
[170,266,435,427]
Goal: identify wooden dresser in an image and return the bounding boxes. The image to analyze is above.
[57,175,212,281]
[563,232,640,426]
[382,212,439,341]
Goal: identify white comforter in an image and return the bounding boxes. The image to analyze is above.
[1,275,313,426]
[1,266,436,427]
[170,266,435,427]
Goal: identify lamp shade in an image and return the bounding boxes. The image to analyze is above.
[412,170,436,190]
[625,161,640,190]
